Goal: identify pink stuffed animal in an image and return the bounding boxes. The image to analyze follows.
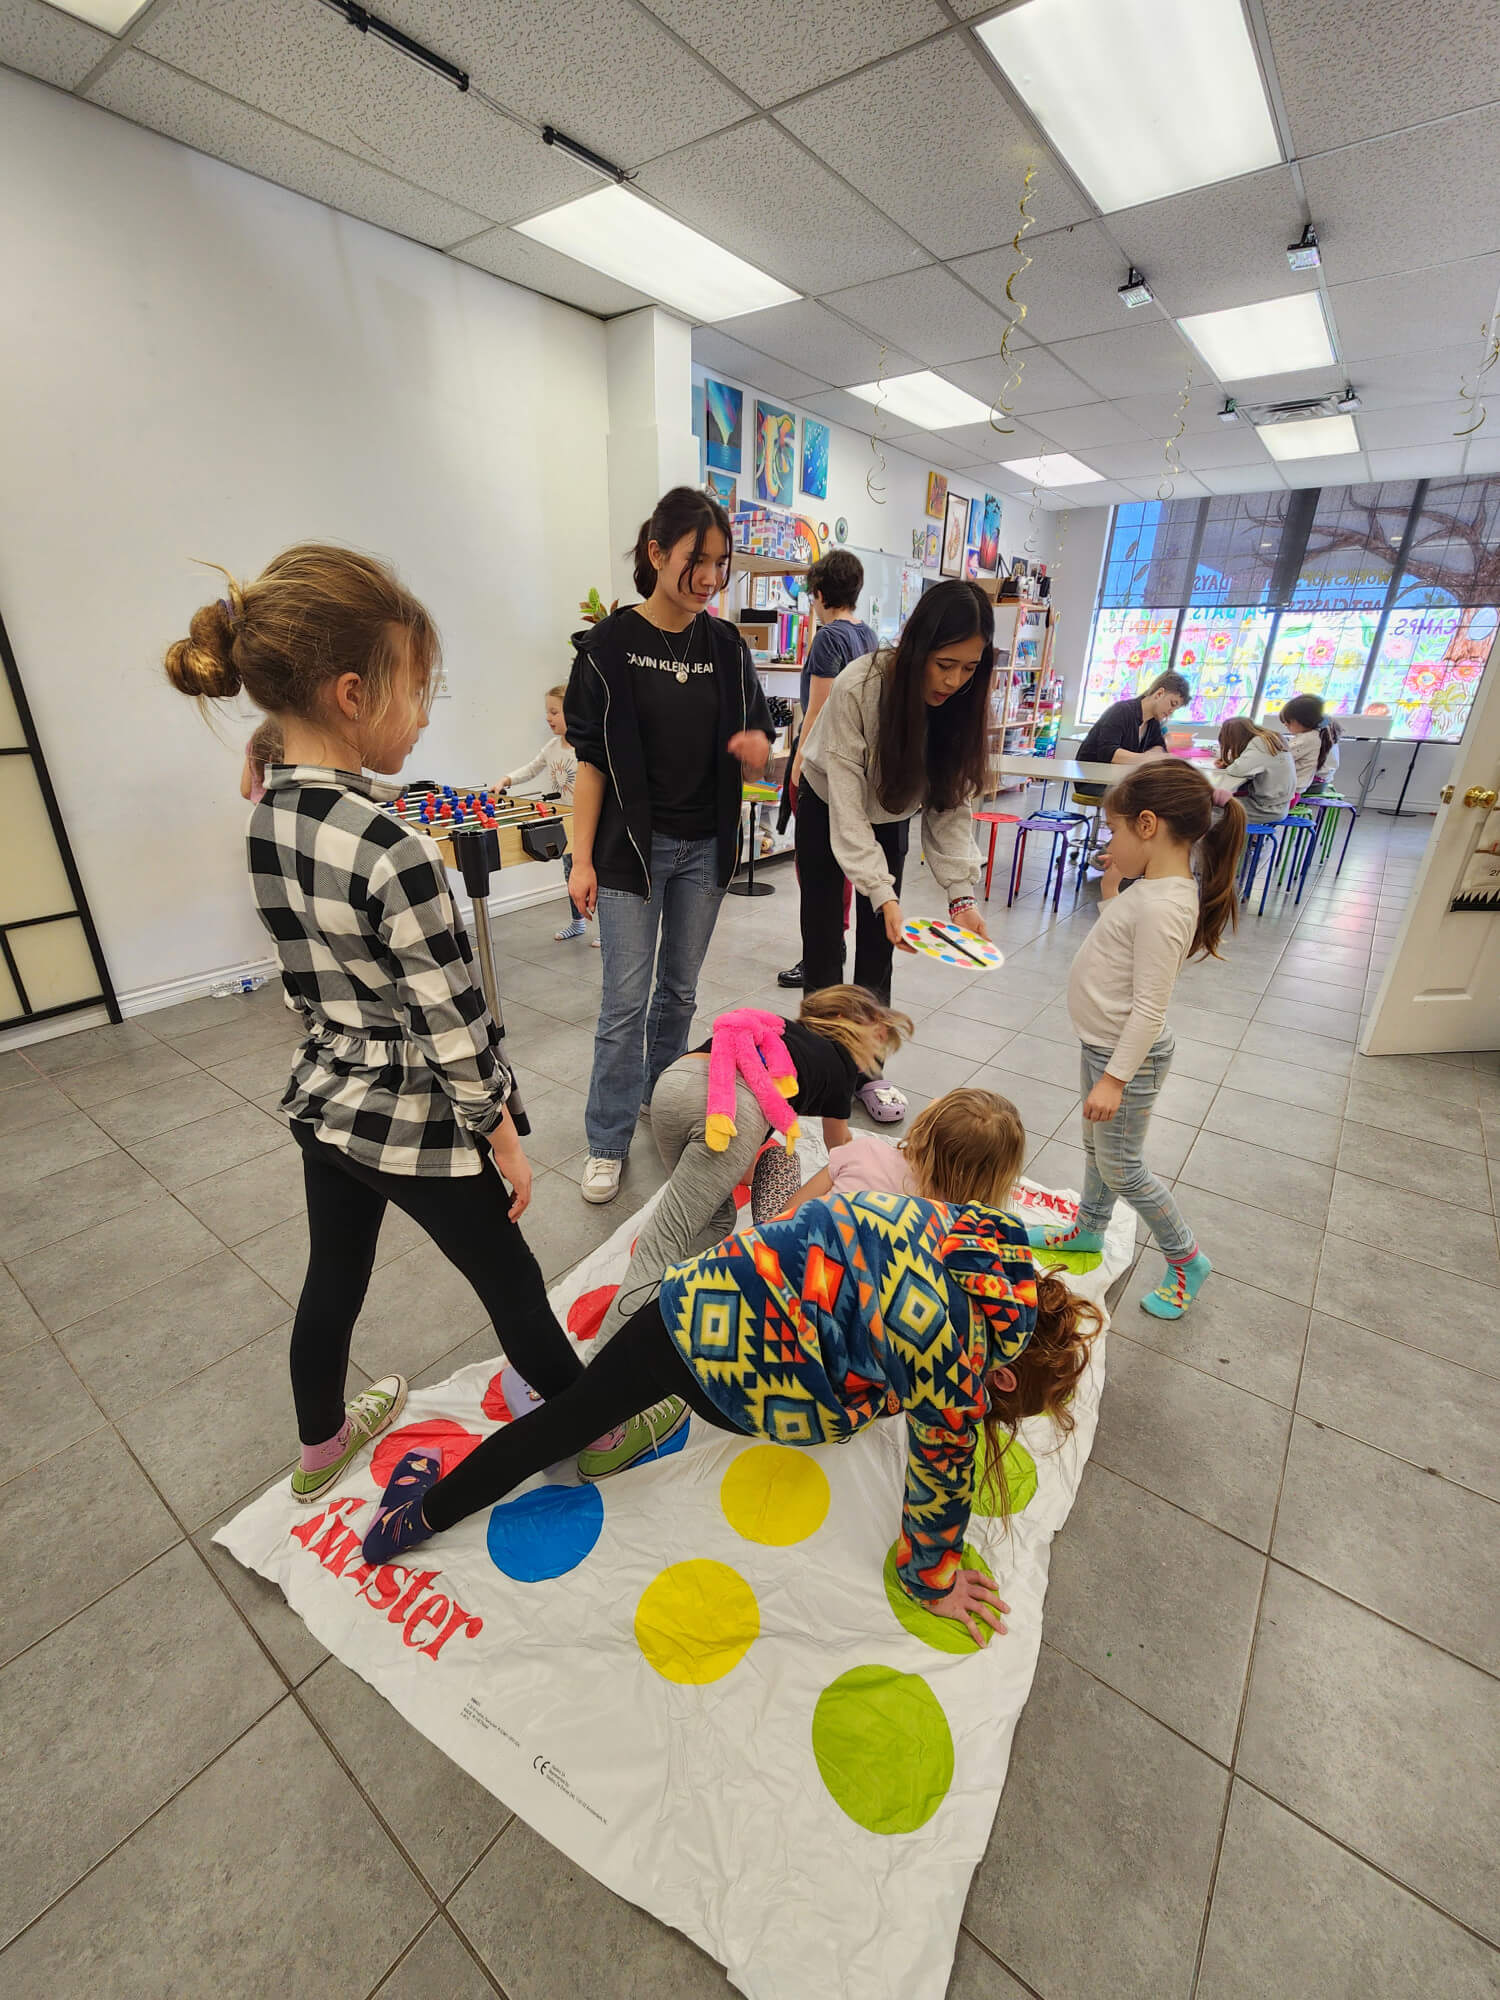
[704,1008,800,1153]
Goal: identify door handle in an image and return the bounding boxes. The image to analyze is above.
[1440,786,1499,807]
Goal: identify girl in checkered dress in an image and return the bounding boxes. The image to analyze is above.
[165,544,588,1503]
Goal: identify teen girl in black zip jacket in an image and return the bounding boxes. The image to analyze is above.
[565,486,774,1203]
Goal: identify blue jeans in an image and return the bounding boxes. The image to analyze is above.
[1077,1036,1195,1260]
[585,834,724,1159]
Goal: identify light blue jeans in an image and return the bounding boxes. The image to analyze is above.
[1077,1036,1196,1260]
[585,834,724,1160]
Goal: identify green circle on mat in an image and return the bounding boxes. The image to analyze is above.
[1034,1244,1102,1275]
[811,1665,954,1834]
[883,1543,997,1655]
[973,1436,1038,1519]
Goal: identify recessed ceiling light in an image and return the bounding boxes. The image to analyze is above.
[846,372,992,431]
[1178,293,1335,381]
[1001,453,1104,486]
[515,186,799,324]
[46,0,149,26]
[1255,415,1360,460]
[975,0,1280,212]
[1118,267,1154,309]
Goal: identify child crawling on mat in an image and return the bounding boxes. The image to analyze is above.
[757,1084,1014,1223]
[362,1089,1101,1644]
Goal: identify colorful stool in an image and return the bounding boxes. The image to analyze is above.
[1009,811,1086,911]
[974,809,1024,899]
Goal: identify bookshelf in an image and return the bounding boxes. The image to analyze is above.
[984,598,1059,792]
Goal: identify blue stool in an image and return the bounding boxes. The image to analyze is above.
[1307,795,1359,876]
[1241,815,1316,913]
[1009,811,1086,910]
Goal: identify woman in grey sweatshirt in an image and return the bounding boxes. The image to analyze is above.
[1212,716,1296,823]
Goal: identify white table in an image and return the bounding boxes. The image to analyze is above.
[993,753,1124,792]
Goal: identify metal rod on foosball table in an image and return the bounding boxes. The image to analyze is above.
[450,827,505,1034]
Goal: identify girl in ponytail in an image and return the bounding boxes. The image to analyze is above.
[1280,693,1342,795]
[1027,761,1246,1321]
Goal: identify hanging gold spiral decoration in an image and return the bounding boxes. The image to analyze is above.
[1455,317,1498,438]
[988,166,1038,437]
[1024,450,1046,556]
[866,341,889,503]
[1157,362,1193,501]
[1049,503,1071,634]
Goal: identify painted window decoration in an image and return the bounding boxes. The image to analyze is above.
[1171,607,1275,724]
[1365,605,1498,742]
[1260,609,1381,721]
[754,401,796,508]
[1078,609,1179,723]
[800,419,829,502]
[705,379,743,474]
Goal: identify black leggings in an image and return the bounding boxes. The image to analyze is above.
[424,1297,739,1533]
[795,782,908,1006]
[290,1128,583,1446]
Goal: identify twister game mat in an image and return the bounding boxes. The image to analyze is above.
[218,1172,1130,1999]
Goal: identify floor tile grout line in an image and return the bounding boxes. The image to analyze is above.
[1308,1301,1500,1394]
[368,1909,511,2000]
[952,1923,1046,1999]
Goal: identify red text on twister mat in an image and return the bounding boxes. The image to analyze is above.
[288,1497,483,1660]
[1011,1184,1078,1219]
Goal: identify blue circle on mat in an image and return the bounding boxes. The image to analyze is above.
[487,1482,604,1581]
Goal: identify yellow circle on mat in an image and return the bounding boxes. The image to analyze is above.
[720,1445,831,1546]
[635,1560,760,1684]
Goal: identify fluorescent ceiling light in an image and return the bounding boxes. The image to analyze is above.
[47,0,149,26]
[976,0,1280,212]
[846,372,992,431]
[1178,292,1334,381]
[515,186,798,324]
[1001,454,1103,486]
[1256,415,1360,460]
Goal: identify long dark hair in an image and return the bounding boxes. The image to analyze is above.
[1107,760,1246,959]
[872,579,994,813]
[981,1273,1101,1522]
[1281,692,1342,771]
[631,487,731,600]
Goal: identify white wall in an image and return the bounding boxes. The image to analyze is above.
[0,69,614,1016]
[1044,505,1111,745]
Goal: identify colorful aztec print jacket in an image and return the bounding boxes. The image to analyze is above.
[658,1192,1038,1603]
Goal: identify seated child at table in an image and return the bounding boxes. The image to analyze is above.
[1279,694,1341,796]
[363,1188,1102,1641]
[1212,715,1295,823]
[498,684,588,943]
[763,1085,1024,1222]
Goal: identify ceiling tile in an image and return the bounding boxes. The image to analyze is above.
[1198,464,1286,494]
[892,418,1053,460]
[776,32,1090,261]
[1055,480,1140,507]
[1302,105,1500,286]
[87,52,489,248]
[1354,401,1480,451]
[1463,435,1500,476]
[803,386,896,429]
[376,0,748,167]
[1026,401,1150,449]
[1262,0,1500,154]
[822,267,1014,366]
[451,229,652,316]
[1328,257,1500,365]
[637,119,926,295]
[1222,364,1344,405]
[1275,454,1372,492]
[1121,471,1210,500]
[893,434,989,471]
[943,348,1097,416]
[952,221,1136,343]
[1353,344,1484,411]
[1117,390,1234,437]
[714,299,917,386]
[691,327,830,404]
[638,0,947,104]
[1081,441,1182,481]
[1112,168,1315,319]
[1050,320,1201,399]
[1177,427,1277,471]
[137,0,597,225]
[1367,443,1468,480]
[0,0,110,89]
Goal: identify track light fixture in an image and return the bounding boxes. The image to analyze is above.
[1334,385,1362,413]
[1218,399,1239,424]
[542,127,632,186]
[1118,266,1154,308]
[319,1,469,90]
[1286,223,1321,271]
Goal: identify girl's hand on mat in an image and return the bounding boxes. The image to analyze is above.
[488,1125,534,1219]
[931,1570,1010,1646]
[728,729,773,779]
[1083,1075,1126,1124]
[568,856,598,917]
[882,900,919,953]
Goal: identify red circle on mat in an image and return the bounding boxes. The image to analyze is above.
[371,1419,481,1485]
[567,1284,619,1342]
[732,1183,751,1210]
[481,1372,512,1421]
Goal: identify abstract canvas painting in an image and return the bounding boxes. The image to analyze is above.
[924,525,940,568]
[707,472,737,515]
[705,379,743,473]
[800,419,829,501]
[926,471,947,519]
[941,491,968,577]
[755,400,797,507]
[966,496,982,551]
[980,494,1002,575]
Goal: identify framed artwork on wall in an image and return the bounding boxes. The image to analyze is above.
[754,399,797,507]
[941,491,968,576]
[705,379,743,473]
[980,494,1003,576]
[966,496,982,552]
[924,525,940,568]
[706,471,737,514]
[926,471,948,519]
[800,418,829,500]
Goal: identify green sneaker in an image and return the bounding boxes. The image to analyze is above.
[576,1397,688,1483]
[291,1375,408,1502]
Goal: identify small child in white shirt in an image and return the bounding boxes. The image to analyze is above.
[499,686,590,943]
[1279,694,1342,796]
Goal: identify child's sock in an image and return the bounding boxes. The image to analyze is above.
[361,1449,442,1565]
[1141,1248,1212,1320]
[554,917,588,941]
[1026,1220,1106,1254]
[300,1419,351,1474]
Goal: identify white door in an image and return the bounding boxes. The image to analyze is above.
[1363,627,1500,1054]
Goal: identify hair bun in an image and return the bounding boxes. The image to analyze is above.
[164,596,242,700]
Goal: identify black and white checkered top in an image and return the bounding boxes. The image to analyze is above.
[248,765,511,1176]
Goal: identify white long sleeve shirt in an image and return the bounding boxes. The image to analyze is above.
[1067,876,1201,1083]
[500,735,576,802]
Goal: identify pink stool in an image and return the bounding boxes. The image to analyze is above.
[974,809,1024,899]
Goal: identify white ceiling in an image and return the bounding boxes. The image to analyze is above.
[5,0,1500,508]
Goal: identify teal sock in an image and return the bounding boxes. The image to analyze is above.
[1027,1220,1105,1253]
[1141,1249,1212,1320]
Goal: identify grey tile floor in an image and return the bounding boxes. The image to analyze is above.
[2,817,1498,1998]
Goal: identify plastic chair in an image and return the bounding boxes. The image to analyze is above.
[1240,815,1316,914]
[1009,811,1086,911]
[974,808,1024,899]
[1306,794,1359,876]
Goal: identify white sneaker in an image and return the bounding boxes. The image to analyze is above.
[581,1155,622,1203]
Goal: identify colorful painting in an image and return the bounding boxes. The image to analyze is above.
[800,419,829,501]
[1363,604,1495,741]
[966,497,982,552]
[912,527,926,560]
[754,400,797,507]
[705,379,743,474]
[941,491,969,577]
[924,525,940,568]
[926,471,948,520]
[706,471,737,515]
[979,495,1002,576]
